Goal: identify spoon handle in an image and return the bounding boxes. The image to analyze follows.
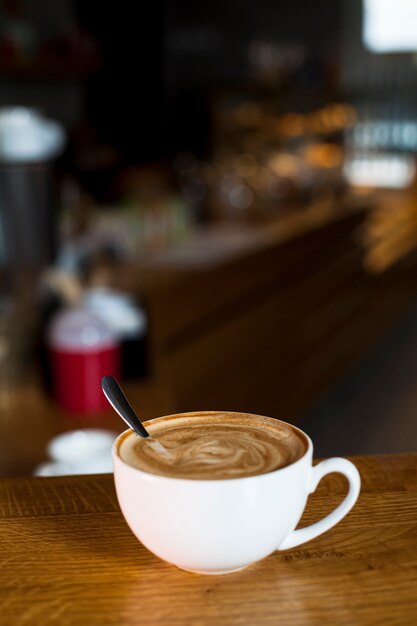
[101,376,150,438]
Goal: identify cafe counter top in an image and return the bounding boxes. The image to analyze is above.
[1,452,416,625]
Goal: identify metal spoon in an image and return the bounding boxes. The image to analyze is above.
[101,376,150,438]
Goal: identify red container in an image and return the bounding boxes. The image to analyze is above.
[48,307,120,413]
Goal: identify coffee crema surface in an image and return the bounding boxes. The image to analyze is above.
[118,412,307,480]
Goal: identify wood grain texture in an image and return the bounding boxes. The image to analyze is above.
[1,453,416,626]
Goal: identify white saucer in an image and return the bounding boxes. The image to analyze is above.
[48,429,117,465]
[33,429,117,477]
[34,456,114,477]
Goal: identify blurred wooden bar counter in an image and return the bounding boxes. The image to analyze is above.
[1,453,416,625]
[118,196,417,419]
[2,195,417,477]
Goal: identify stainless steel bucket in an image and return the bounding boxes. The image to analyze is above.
[0,162,55,266]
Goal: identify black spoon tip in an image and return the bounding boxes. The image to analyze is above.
[101,376,150,439]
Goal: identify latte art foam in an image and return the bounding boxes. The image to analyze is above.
[119,412,307,479]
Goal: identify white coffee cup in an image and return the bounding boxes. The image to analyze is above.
[113,414,360,575]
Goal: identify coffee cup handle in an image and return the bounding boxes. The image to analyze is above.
[279,457,361,550]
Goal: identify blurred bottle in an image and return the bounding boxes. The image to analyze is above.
[83,288,148,379]
[47,307,120,413]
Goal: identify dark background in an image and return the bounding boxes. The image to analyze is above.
[75,0,342,161]
[2,0,415,174]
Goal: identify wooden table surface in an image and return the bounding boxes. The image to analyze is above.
[1,453,416,626]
